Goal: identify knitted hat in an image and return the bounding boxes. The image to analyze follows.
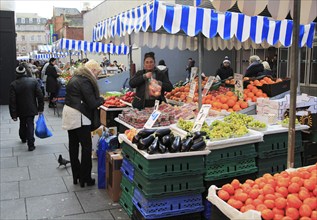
[223,56,231,64]
[16,65,26,75]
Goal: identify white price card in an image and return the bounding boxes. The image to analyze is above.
[234,73,244,99]
[144,110,161,129]
[202,76,215,96]
[192,104,211,132]
[188,81,197,99]
[154,100,160,111]
[190,67,198,82]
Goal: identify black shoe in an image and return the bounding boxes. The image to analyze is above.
[80,178,95,188]
[21,139,26,143]
[28,146,36,151]
[73,175,80,185]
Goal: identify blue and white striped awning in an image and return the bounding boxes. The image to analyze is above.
[92,0,315,48]
[35,52,80,60]
[53,38,130,55]
[37,45,53,53]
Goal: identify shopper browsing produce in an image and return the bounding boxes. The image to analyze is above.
[129,52,173,110]
[245,55,264,78]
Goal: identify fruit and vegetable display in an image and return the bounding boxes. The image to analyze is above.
[131,128,207,154]
[243,84,268,103]
[280,117,300,128]
[120,91,135,103]
[118,102,198,128]
[59,71,72,84]
[177,113,267,140]
[101,91,123,99]
[216,164,317,220]
[103,96,127,108]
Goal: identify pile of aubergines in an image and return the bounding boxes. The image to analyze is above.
[131,128,206,155]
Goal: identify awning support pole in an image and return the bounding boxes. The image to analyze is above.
[287,0,300,168]
[198,33,204,109]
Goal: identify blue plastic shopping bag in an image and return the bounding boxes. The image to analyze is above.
[97,132,110,189]
[35,114,53,138]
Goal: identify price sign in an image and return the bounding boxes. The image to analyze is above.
[234,73,243,100]
[144,110,161,129]
[154,100,159,111]
[192,104,211,132]
[202,76,215,96]
[188,81,196,99]
[190,67,198,82]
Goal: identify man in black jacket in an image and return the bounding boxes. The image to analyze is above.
[9,65,44,151]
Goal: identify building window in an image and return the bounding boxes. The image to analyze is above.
[17,18,21,23]
[37,18,41,24]
[21,46,26,52]
[30,35,34,41]
[21,18,25,24]
[21,35,25,41]
[37,35,41,42]
[25,18,29,24]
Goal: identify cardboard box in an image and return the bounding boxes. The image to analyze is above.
[106,150,123,202]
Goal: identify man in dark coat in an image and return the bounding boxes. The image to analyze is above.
[9,65,44,151]
[46,58,60,108]
[245,55,264,78]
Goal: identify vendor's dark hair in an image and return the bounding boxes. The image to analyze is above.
[49,58,56,64]
[144,52,155,61]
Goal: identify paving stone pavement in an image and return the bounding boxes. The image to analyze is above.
[0,104,130,220]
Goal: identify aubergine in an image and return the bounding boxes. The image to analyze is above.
[132,134,141,144]
[193,136,204,145]
[169,136,182,153]
[137,129,157,138]
[147,137,159,154]
[158,140,167,154]
[192,131,207,140]
[181,137,194,152]
[137,135,155,150]
[190,140,206,151]
[154,128,171,138]
[161,134,174,148]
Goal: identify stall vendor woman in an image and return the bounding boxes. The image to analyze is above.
[129,52,173,110]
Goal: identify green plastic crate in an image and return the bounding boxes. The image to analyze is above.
[133,169,204,198]
[131,152,205,179]
[204,157,258,181]
[121,175,135,198]
[121,142,136,162]
[119,190,134,217]
[256,131,302,159]
[257,153,302,176]
[206,144,257,165]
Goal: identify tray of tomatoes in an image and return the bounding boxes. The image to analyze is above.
[103,96,127,108]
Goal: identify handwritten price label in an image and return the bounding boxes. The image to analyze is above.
[234,73,243,100]
[190,67,198,82]
[192,104,211,132]
[188,81,197,99]
[202,76,215,96]
[144,110,161,129]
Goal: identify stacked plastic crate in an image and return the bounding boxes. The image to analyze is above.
[255,131,303,176]
[203,143,259,220]
[120,140,205,219]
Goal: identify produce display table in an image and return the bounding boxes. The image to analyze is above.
[100,105,129,127]
[114,117,171,133]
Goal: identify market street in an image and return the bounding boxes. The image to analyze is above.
[0,104,129,220]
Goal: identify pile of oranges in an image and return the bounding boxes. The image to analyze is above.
[243,84,268,102]
[249,77,283,87]
[217,164,317,220]
[203,91,249,112]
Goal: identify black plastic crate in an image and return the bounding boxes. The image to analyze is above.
[132,207,202,220]
[302,141,317,166]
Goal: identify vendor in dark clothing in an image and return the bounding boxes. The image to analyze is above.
[216,56,234,80]
[129,52,173,110]
[245,55,264,78]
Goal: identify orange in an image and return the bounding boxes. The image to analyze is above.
[244,204,256,212]
[299,217,312,220]
[247,92,255,98]
[262,93,268,97]
[234,192,248,202]
[226,91,234,97]
[218,189,230,201]
[288,182,301,193]
[277,178,289,188]
[252,87,259,94]
[227,198,243,210]
[240,101,248,109]
[299,204,312,217]
[256,90,263,97]
[227,108,234,112]
[303,198,317,210]
[245,198,253,205]
[252,198,263,207]
[286,207,300,220]
[265,194,276,200]
[275,197,287,209]
[274,214,284,220]
[231,179,241,189]
[311,210,317,220]
[220,96,228,104]
[247,84,254,90]
[264,199,275,209]
[261,209,274,220]
[298,190,311,201]
[304,179,316,191]
[222,183,235,195]
[221,104,229,110]
[227,99,236,108]
[291,176,304,186]
[263,185,275,195]
[252,96,258,102]
[287,194,303,209]
[272,207,285,216]
[276,186,289,197]
[256,204,268,212]
[249,189,260,199]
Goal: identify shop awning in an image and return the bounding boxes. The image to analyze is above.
[92,0,315,49]
[37,45,53,53]
[209,0,317,25]
[34,52,80,60]
[52,38,130,55]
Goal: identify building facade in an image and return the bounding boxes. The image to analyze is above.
[15,13,48,56]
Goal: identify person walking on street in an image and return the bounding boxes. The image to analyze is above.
[62,60,104,187]
[9,65,44,151]
[46,58,60,108]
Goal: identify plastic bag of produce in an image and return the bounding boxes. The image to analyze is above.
[96,131,110,189]
[35,114,53,139]
[149,79,161,97]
